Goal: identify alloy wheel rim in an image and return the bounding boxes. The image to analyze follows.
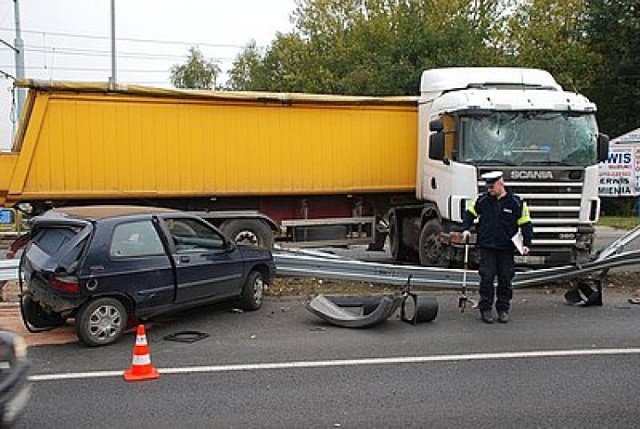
[234,230,259,245]
[253,277,264,304]
[88,305,122,342]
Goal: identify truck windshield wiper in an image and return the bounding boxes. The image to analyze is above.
[522,160,574,166]
[475,160,517,166]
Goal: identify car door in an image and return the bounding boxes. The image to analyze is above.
[106,218,176,313]
[161,216,244,304]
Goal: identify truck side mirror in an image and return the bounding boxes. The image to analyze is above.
[429,132,445,161]
[429,119,443,132]
[597,133,610,163]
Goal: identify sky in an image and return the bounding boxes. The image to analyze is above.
[0,0,297,149]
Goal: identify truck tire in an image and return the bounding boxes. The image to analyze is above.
[419,219,449,267]
[220,219,274,249]
[389,213,409,262]
[240,270,264,311]
[75,297,128,347]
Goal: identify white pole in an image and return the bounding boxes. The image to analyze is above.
[109,0,116,89]
[13,0,25,119]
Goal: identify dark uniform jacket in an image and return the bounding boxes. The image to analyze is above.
[462,188,533,251]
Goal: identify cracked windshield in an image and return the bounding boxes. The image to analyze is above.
[460,112,598,166]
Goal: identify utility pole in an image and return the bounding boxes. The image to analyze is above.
[13,0,25,120]
[109,0,116,89]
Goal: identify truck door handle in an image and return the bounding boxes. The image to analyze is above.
[179,255,190,263]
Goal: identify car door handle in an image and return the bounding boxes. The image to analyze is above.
[179,255,191,263]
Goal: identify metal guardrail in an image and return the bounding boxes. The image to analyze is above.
[2,226,640,288]
[0,260,19,282]
[274,249,640,289]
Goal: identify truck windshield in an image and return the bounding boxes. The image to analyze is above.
[460,112,598,166]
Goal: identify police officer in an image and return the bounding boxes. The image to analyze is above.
[462,171,533,323]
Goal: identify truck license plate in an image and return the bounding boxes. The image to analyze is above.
[514,255,546,265]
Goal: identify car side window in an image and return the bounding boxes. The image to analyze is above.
[165,218,225,253]
[110,220,165,258]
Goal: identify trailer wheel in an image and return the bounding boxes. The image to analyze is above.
[419,219,449,267]
[220,219,274,249]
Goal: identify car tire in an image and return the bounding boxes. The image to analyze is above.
[76,297,128,347]
[240,270,264,311]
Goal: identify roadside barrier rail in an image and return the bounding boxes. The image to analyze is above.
[2,226,640,288]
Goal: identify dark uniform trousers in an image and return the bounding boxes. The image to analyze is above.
[478,247,515,312]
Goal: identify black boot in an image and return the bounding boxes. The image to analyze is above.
[480,309,494,324]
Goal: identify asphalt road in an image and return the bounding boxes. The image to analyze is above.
[16,289,640,428]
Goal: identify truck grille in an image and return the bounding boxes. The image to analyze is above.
[477,180,583,224]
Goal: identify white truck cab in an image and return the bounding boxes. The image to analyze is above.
[399,67,609,266]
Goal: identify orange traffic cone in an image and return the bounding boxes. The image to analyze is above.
[124,324,159,382]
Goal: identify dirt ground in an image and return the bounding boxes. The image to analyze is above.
[266,272,640,299]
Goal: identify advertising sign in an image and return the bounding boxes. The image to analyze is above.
[598,144,636,196]
[599,129,640,197]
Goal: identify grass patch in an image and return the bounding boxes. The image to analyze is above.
[598,216,640,230]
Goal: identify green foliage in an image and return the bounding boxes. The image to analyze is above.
[170,47,222,90]
[598,216,640,230]
[503,0,601,90]
[582,0,640,136]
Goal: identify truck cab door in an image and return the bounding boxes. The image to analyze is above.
[161,217,244,304]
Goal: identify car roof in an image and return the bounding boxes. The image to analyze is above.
[44,205,178,221]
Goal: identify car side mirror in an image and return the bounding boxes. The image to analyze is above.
[224,240,236,252]
[429,132,445,161]
[597,133,610,163]
[429,118,443,132]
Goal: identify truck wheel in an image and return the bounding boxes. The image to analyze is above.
[389,213,408,261]
[419,219,449,267]
[76,297,128,347]
[240,270,264,311]
[221,219,274,249]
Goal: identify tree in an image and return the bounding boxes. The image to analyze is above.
[583,0,640,136]
[226,41,265,91]
[501,0,600,91]
[170,47,221,90]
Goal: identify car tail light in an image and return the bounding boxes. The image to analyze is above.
[50,275,79,293]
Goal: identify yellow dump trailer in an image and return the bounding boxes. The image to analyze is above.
[0,80,419,247]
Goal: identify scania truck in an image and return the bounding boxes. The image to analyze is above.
[0,67,608,266]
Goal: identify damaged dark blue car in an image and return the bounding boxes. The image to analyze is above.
[19,206,275,346]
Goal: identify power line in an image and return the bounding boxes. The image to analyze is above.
[0,64,171,73]
[0,27,258,50]
[0,68,14,79]
[21,45,236,62]
[0,37,16,52]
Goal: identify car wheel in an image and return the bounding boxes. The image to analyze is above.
[76,297,128,347]
[240,270,264,311]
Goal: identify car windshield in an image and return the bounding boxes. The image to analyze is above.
[460,111,598,166]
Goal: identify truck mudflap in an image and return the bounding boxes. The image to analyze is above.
[305,294,438,328]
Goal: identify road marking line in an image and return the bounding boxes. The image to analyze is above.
[29,347,640,382]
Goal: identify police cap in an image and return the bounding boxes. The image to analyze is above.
[481,171,503,185]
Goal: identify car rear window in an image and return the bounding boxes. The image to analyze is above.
[31,227,81,256]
